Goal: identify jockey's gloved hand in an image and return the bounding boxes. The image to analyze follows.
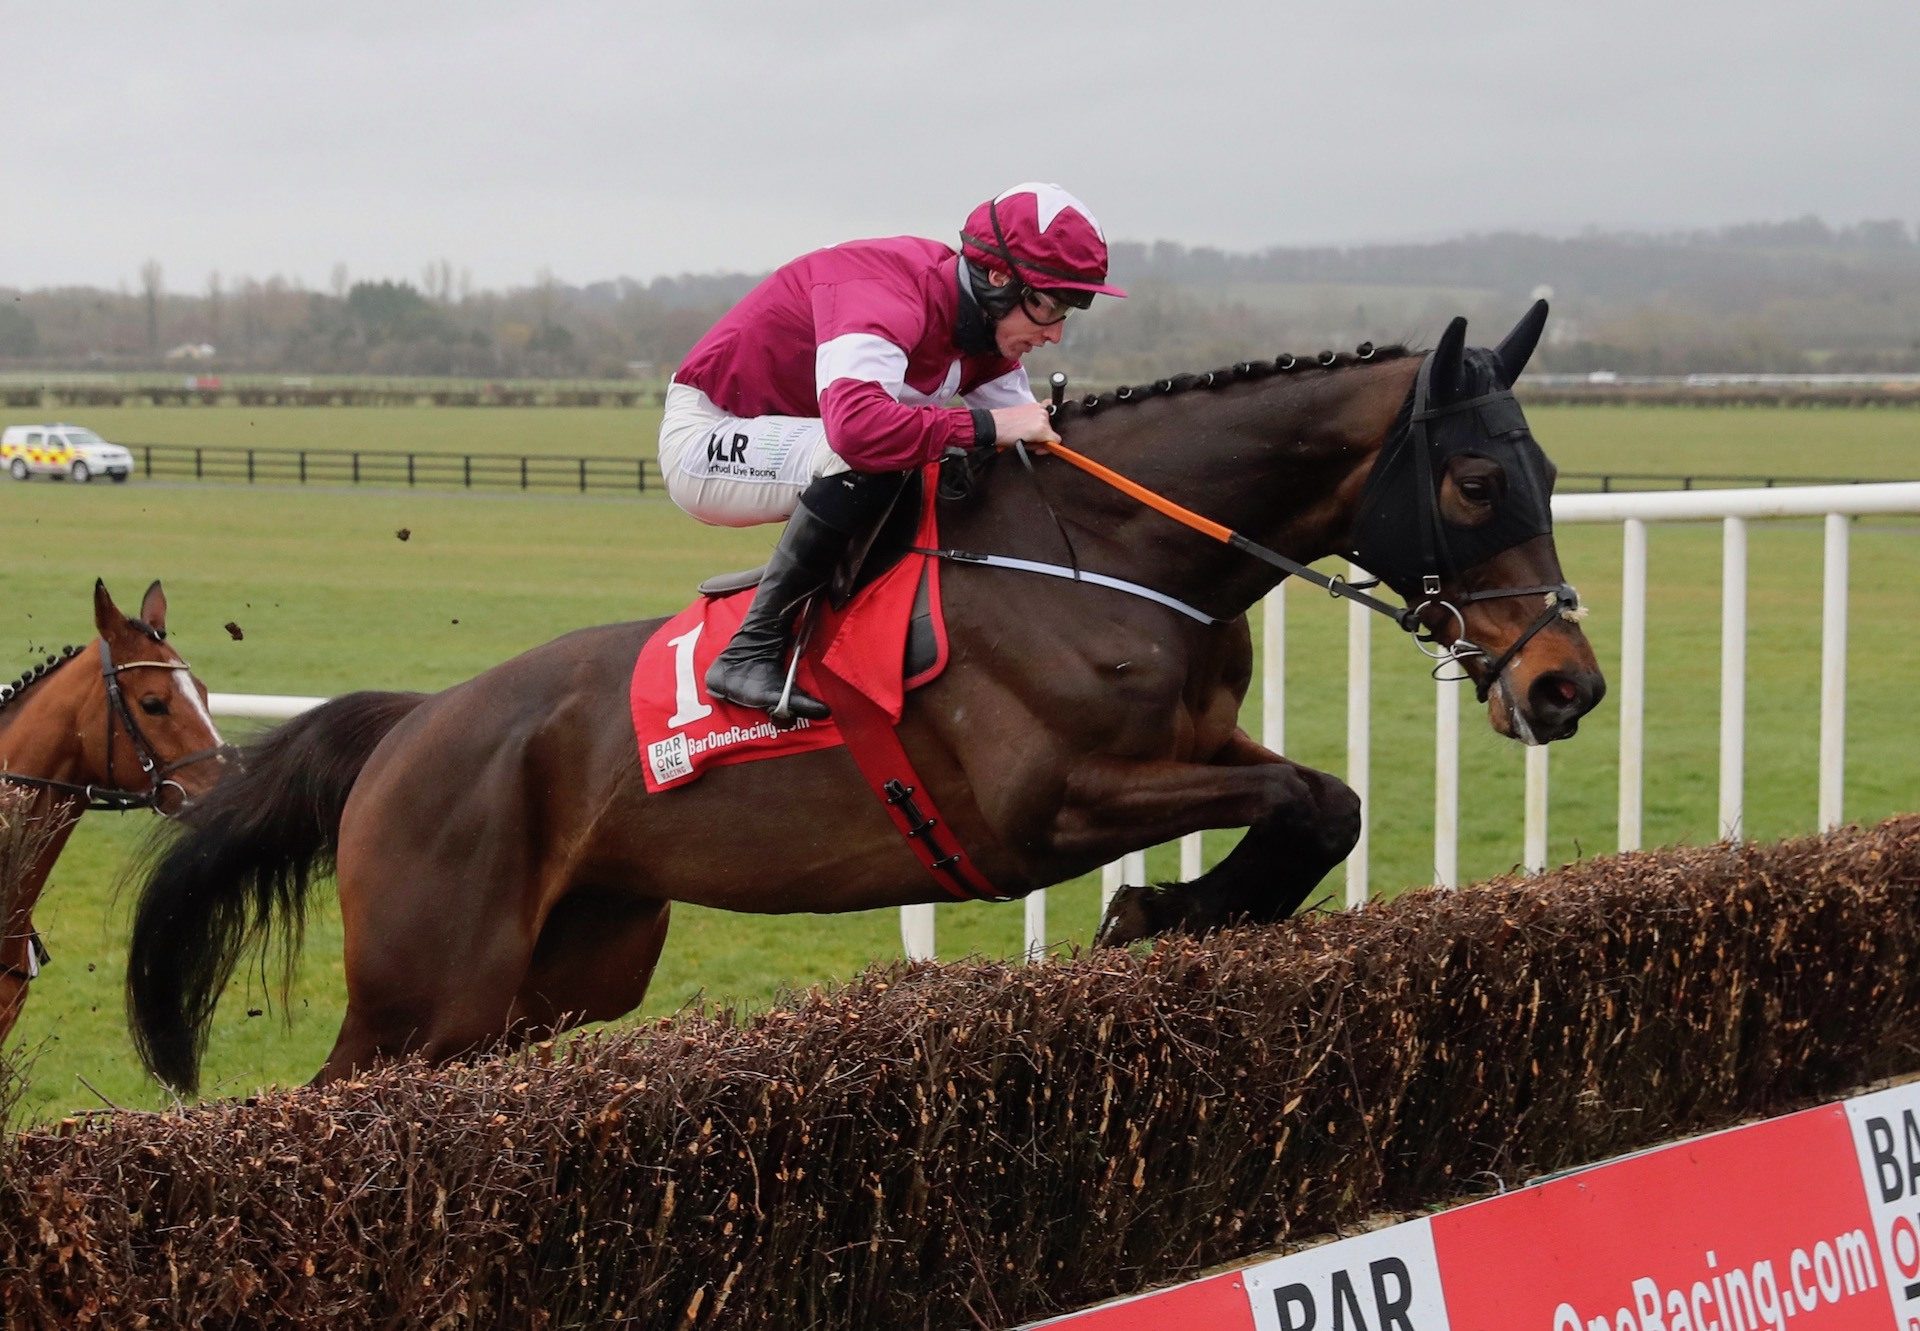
[989,402,1060,447]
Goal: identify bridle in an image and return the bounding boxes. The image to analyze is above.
[1380,354,1585,704]
[0,931,51,987]
[0,635,238,815]
[0,635,237,987]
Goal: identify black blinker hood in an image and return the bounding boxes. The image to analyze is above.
[1350,343,1556,597]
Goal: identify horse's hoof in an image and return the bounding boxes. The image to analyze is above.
[1096,884,1157,947]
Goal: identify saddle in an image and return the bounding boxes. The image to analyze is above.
[638,465,999,899]
[696,469,940,680]
[634,464,951,789]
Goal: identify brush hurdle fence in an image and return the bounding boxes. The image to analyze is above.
[205,482,1920,962]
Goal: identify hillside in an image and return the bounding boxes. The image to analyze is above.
[4,218,1917,382]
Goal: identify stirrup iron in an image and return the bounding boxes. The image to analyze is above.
[770,596,818,728]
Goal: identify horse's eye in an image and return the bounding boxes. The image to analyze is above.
[140,697,168,716]
[1460,478,1495,503]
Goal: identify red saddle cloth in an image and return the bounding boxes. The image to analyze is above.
[631,477,948,793]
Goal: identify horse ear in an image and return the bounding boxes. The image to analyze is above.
[140,580,169,634]
[1430,316,1470,401]
[93,579,119,637]
[1492,299,1549,386]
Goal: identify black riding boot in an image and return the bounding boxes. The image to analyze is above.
[704,471,897,720]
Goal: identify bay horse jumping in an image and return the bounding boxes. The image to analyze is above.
[0,581,233,1043]
[128,303,1605,1093]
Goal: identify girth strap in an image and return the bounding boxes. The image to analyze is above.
[809,657,1009,903]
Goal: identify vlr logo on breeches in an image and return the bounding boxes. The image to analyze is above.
[706,432,750,465]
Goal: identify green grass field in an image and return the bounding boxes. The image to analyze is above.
[3,404,1918,1123]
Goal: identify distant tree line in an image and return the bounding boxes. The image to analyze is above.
[4,217,1918,384]
[0,266,762,381]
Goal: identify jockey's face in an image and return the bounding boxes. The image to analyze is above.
[984,268,1068,359]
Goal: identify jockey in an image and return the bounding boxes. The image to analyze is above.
[659,182,1127,720]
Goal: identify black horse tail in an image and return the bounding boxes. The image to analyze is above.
[127,690,427,1093]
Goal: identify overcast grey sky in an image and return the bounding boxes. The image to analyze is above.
[5,1,1917,293]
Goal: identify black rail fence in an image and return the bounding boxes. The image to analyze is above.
[135,441,658,493]
[121,442,1901,498]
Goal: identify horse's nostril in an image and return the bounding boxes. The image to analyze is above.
[1532,671,1588,718]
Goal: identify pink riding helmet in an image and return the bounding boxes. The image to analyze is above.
[960,183,1128,299]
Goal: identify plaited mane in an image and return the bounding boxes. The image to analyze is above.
[0,645,87,718]
[1050,343,1416,422]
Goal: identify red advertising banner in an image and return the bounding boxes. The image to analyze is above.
[1022,1271,1254,1330]
[1026,1087,1911,1330]
[1432,1105,1888,1331]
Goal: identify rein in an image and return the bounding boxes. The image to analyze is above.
[1029,432,1423,632]
[966,361,1582,702]
[0,638,236,814]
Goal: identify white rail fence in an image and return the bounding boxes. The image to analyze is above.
[206,483,1920,964]
[913,482,1920,960]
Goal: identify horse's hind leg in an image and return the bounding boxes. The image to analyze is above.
[313,778,548,1085]
[509,891,672,1039]
[316,894,539,1085]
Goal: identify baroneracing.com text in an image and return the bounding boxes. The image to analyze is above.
[1554,1228,1878,1331]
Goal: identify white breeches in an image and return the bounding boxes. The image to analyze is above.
[657,382,850,527]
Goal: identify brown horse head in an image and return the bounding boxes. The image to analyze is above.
[81,579,233,813]
[1341,302,1604,743]
[1,580,231,1044]
[1018,300,1603,746]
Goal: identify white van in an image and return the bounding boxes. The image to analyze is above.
[0,423,136,483]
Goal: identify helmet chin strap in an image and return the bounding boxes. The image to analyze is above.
[954,257,1014,354]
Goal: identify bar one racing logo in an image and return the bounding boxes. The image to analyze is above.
[1244,1225,1451,1331]
[1551,1235,1879,1331]
[647,717,813,785]
[1267,1256,1421,1330]
[1863,1096,1920,1320]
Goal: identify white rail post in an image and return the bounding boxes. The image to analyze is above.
[1345,562,1371,907]
[1524,745,1549,873]
[206,692,329,720]
[1819,512,1849,831]
[1719,517,1748,842]
[1023,892,1046,962]
[901,904,936,962]
[1179,833,1204,880]
[1244,581,1282,898]
[1617,519,1648,851]
[1434,675,1459,888]
[1262,582,1285,755]
[1098,853,1146,937]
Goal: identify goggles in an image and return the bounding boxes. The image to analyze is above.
[1019,285,1092,326]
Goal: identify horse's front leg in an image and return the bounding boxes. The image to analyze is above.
[1058,729,1360,946]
